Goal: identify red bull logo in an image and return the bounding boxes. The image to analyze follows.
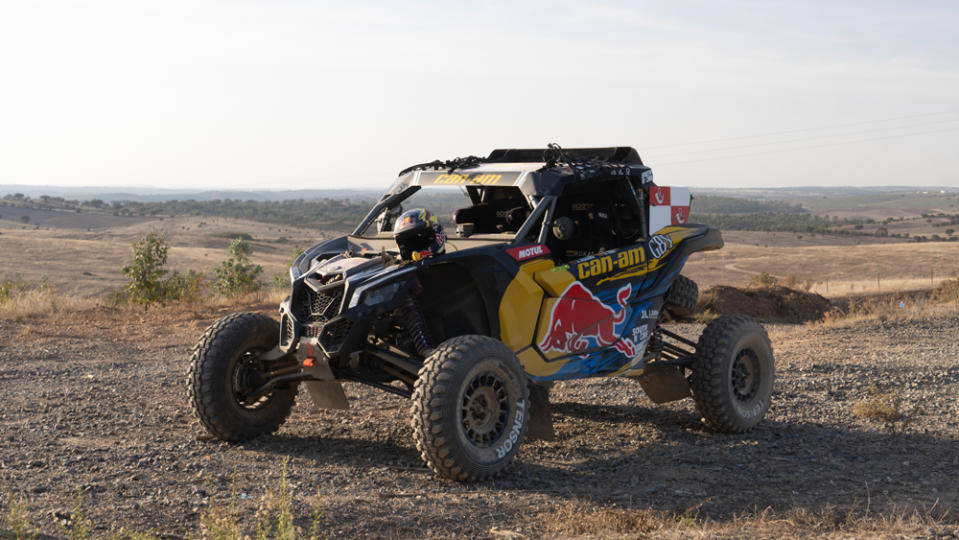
[538,282,636,356]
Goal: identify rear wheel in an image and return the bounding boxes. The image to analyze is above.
[187,313,297,441]
[411,335,529,481]
[664,274,699,318]
[690,315,774,432]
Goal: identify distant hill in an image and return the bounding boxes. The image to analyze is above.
[0,185,381,202]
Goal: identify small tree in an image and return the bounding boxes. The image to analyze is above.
[214,238,263,297]
[122,232,170,305]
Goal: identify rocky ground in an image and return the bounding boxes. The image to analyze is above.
[1,305,958,538]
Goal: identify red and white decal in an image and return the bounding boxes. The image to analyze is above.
[507,244,550,262]
[649,186,691,234]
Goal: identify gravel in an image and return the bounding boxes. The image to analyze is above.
[1,307,957,538]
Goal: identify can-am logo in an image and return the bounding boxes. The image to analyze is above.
[647,234,673,259]
[507,244,550,261]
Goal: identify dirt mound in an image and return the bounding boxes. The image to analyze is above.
[698,285,832,322]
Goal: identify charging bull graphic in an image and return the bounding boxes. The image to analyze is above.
[539,282,636,357]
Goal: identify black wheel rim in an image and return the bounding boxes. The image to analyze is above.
[731,348,761,402]
[461,373,509,447]
[231,351,271,410]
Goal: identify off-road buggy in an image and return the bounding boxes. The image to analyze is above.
[187,145,775,481]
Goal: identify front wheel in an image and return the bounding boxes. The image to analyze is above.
[187,312,297,441]
[690,315,774,432]
[410,335,529,481]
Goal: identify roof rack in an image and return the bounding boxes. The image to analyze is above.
[486,146,643,166]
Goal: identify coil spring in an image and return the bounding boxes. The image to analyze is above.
[648,328,663,355]
[402,297,434,357]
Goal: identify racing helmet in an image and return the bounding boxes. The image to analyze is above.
[393,208,446,261]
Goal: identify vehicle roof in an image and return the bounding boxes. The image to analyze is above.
[394,146,653,198]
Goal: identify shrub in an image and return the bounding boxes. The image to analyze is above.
[931,279,959,304]
[121,233,208,305]
[852,384,921,434]
[164,269,206,303]
[122,232,171,305]
[0,274,29,304]
[3,491,33,539]
[214,238,263,297]
[746,271,778,288]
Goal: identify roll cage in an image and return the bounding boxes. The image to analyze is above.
[352,146,656,256]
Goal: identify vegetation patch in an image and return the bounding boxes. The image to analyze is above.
[120,232,205,306]
[853,384,922,434]
[931,278,959,304]
[213,239,264,298]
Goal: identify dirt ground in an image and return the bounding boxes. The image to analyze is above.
[4,218,959,300]
[1,304,957,538]
[0,217,324,298]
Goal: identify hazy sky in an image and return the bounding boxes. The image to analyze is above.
[1,1,958,190]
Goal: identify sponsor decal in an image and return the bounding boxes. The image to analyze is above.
[631,325,649,343]
[539,282,637,357]
[495,399,526,458]
[506,244,550,262]
[575,246,645,280]
[433,173,502,185]
[648,186,691,232]
[652,186,669,205]
[647,234,673,259]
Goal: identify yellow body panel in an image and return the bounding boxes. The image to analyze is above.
[516,347,565,378]
[532,265,576,297]
[498,259,554,352]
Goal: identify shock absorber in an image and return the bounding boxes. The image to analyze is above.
[648,327,663,356]
[402,296,434,358]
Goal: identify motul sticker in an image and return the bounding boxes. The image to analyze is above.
[507,244,550,262]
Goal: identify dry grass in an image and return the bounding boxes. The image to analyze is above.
[0,278,284,324]
[683,232,959,292]
[0,282,94,321]
[817,293,959,327]
[535,501,957,539]
[852,384,922,434]
[0,219,317,299]
[932,278,959,304]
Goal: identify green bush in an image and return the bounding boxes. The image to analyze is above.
[121,232,207,305]
[0,274,29,304]
[122,232,171,305]
[214,239,263,297]
[165,269,206,303]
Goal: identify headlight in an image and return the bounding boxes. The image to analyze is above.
[641,169,654,184]
[361,281,403,306]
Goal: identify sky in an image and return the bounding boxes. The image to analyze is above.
[1,0,958,190]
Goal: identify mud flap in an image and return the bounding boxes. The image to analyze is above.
[635,364,691,404]
[298,345,350,410]
[526,382,555,441]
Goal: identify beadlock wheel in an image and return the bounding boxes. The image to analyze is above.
[411,335,529,482]
[691,314,775,433]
